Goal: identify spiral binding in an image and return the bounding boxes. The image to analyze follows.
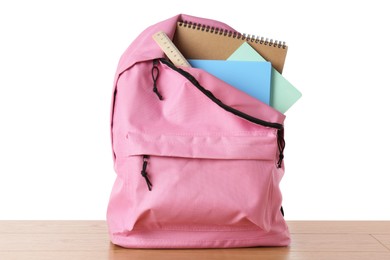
[178,21,286,49]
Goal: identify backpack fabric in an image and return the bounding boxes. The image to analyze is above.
[107,14,290,248]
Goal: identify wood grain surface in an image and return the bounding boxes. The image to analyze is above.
[0,221,389,260]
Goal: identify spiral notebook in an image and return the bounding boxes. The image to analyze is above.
[173,21,288,73]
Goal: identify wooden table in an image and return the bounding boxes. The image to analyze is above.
[1,221,389,259]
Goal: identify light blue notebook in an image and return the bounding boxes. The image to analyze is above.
[188,59,272,105]
[228,42,302,113]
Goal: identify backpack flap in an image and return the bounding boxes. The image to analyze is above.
[112,59,284,163]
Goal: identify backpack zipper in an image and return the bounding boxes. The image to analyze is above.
[140,155,153,191]
[158,58,285,168]
[151,60,163,100]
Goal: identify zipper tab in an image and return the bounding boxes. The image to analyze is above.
[141,155,153,191]
[277,128,285,168]
[151,60,163,100]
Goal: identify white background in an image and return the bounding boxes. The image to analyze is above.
[0,0,389,220]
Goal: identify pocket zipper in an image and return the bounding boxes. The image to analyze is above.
[156,58,285,168]
[140,155,153,191]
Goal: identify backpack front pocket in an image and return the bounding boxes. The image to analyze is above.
[128,155,275,232]
[121,130,281,233]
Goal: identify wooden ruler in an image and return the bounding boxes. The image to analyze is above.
[152,31,191,67]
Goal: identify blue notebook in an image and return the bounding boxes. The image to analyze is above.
[188,59,272,105]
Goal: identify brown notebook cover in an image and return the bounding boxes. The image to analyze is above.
[173,21,288,74]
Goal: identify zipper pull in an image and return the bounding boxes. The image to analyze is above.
[277,128,285,168]
[151,59,163,100]
[141,155,153,191]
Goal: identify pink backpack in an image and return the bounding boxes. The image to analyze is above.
[107,14,290,248]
